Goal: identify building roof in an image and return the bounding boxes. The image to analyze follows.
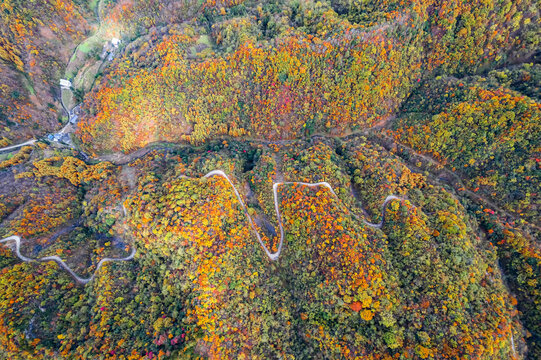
[60,79,72,88]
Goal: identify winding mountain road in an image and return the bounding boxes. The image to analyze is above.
[190,170,405,261]
[0,235,135,284]
[1,169,405,283]
[0,0,411,284]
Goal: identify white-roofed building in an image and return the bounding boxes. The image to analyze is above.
[60,79,72,89]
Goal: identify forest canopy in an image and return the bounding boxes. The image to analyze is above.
[0,0,539,359]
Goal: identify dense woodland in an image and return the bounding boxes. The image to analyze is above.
[389,66,540,225]
[0,140,529,359]
[77,0,540,152]
[0,0,539,359]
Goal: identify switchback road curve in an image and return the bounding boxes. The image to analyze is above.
[1,170,407,283]
[0,235,135,284]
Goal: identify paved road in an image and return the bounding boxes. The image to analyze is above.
[0,140,37,153]
[191,170,404,261]
[1,169,405,282]
[0,235,135,284]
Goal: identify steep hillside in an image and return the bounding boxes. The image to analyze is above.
[0,138,526,359]
[0,0,539,359]
[0,0,92,143]
[76,0,540,153]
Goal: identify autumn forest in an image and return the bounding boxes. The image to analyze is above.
[0,0,539,359]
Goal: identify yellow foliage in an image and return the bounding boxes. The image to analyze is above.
[31,156,114,185]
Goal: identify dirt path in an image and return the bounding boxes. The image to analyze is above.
[369,133,541,232]
[96,145,176,165]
